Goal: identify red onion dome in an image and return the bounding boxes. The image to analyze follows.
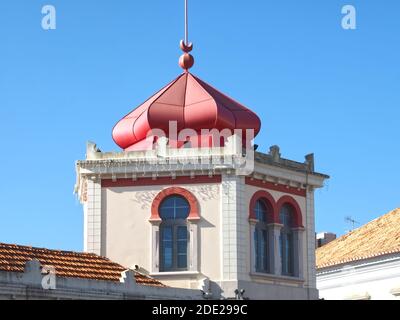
[112,72,261,151]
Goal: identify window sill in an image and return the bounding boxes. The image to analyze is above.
[249,272,304,283]
[150,271,200,277]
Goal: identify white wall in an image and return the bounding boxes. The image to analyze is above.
[100,179,316,298]
[102,182,221,288]
[317,254,400,300]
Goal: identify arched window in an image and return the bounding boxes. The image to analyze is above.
[159,195,190,272]
[280,204,294,276]
[254,200,269,273]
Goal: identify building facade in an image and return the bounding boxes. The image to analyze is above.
[317,208,400,300]
[75,131,327,300]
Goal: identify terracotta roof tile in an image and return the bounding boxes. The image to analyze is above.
[316,208,400,269]
[0,242,165,287]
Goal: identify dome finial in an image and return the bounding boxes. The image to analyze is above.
[179,0,194,71]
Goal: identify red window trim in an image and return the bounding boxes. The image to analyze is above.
[249,190,278,223]
[276,195,304,228]
[249,191,304,228]
[150,187,200,222]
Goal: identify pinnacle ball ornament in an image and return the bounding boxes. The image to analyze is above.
[179,53,195,71]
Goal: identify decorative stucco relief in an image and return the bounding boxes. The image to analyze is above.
[130,184,219,210]
[131,191,159,210]
[186,185,220,202]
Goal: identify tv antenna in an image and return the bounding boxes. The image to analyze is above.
[345,216,360,231]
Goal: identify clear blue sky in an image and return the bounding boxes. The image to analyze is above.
[0,0,399,251]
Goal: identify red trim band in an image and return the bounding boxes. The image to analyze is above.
[102,175,221,188]
[245,177,306,197]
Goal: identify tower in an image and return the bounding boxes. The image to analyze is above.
[74,2,328,299]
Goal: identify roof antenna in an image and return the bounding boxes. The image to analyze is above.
[179,0,195,71]
[345,216,360,232]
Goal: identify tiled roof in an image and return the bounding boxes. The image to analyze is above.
[0,242,164,287]
[316,208,400,269]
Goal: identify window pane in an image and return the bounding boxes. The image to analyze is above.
[280,233,294,275]
[164,247,173,269]
[280,234,286,273]
[284,237,289,273]
[159,207,174,220]
[255,200,268,222]
[177,240,187,253]
[254,230,260,269]
[159,196,190,220]
[175,196,190,208]
[175,207,190,219]
[163,227,173,240]
[177,226,187,268]
[177,254,187,269]
[177,227,187,255]
[162,227,173,269]
[161,197,175,208]
[255,228,268,272]
[177,226,187,240]
[279,204,293,228]
[262,230,268,271]
[287,233,293,274]
[279,204,294,275]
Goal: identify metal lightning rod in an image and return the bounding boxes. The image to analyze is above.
[185,0,189,45]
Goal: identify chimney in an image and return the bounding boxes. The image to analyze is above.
[316,232,337,248]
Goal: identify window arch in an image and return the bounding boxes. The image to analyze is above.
[150,187,200,221]
[279,203,295,276]
[159,195,190,272]
[253,199,270,273]
[276,196,303,228]
[249,190,277,221]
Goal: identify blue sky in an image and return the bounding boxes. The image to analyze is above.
[0,0,399,251]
